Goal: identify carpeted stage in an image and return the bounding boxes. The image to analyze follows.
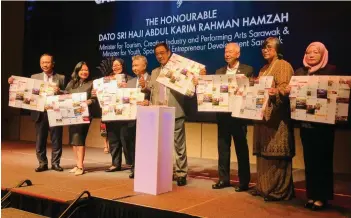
[1,141,351,218]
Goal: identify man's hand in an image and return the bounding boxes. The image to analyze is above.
[137,100,149,106]
[8,76,14,84]
[284,85,291,95]
[268,88,278,96]
[91,89,97,97]
[199,68,206,75]
[121,82,127,88]
[86,99,93,105]
[54,86,60,94]
[192,77,199,86]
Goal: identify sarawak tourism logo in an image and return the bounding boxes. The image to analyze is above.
[177,0,183,8]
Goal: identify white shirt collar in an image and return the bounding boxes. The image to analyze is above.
[226,61,240,75]
[44,72,54,82]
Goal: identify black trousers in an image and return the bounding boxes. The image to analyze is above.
[35,112,63,166]
[128,124,136,172]
[106,122,134,168]
[217,114,250,186]
[300,124,335,201]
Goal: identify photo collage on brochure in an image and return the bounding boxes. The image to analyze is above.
[196,74,273,120]
[9,76,56,112]
[157,53,205,97]
[197,75,233,112]
[93,75,125,107]
[46,92,90,127]
[101,88,145,121]
[232,76,273,120]
[289,76,351,124]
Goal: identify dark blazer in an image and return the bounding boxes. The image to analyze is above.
[215,63,254,78]
[30,72,65,122]
[295,64,337,76]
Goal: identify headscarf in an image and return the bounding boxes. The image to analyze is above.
[303,42,328,74]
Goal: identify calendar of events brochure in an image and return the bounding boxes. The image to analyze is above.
[156,53,205,97]
[46,92,90,127]
[289,76,351,124]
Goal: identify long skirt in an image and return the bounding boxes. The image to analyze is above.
[255,156,295,200]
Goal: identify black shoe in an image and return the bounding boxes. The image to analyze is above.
[264,196,280,202]
[234,185,249,192]
[212,181,231,189]
[177,177,187,186]
[105,166,121,172]
[304,200,314,209]
[249,189,259,196]
[311,201,327,211]
[129,172,134,179]
[35,165,48,172]
[51,164,63,172]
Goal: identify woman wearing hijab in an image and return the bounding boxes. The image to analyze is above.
[293,42,337,210]
[250,37,295,201]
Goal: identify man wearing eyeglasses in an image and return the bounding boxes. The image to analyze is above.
[8,53,65,172]
[146,42,189,186]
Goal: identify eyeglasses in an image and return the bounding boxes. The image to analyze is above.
[261,45,275,51]
[155,51,167,56]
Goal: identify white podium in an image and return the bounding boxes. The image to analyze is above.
[134,106,175,195]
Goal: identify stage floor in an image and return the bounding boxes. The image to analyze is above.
[1,141,351,218]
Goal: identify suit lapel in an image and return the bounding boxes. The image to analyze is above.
[52,73,59,84]
[218,67,226,75]
[237,64,245,75]
[38,72,45,80]
[154,68,161,89]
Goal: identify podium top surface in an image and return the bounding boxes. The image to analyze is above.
[137,105,175,111]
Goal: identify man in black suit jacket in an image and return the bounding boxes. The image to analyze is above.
[9,54,65,172]
[127,55,151,179]
[212,43,253,192]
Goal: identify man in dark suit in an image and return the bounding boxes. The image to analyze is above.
[212,43,253,192]
[9,54,65,172]
[127,55,151,179]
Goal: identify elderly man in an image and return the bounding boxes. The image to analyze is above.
[8,53,65,172]
[127,55,151,179]
[212,42,253,191]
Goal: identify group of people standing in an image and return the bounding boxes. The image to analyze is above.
[8,36,344,211]
[210,38,340,211]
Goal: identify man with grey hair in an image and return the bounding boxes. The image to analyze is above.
[127,54,151,179]
[130,55,151,99]
[212,42,253,191]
